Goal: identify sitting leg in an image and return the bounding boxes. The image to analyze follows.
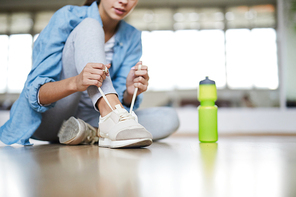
[135,107,180,141]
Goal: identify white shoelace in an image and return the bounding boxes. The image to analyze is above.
[118,110,135,122]
[86,129,99,145]
[99,63,142,114]
[130,64,142,113]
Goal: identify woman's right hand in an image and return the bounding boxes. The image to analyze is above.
[75,63,111,92]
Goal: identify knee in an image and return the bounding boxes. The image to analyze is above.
[162,107,180,132]
[136,107,180,141]
[80,18,102,27]
[74,18,104,38]
[152,107,180,141]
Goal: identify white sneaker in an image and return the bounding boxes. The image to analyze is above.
[58,117,99,145]
[98,104,152,148]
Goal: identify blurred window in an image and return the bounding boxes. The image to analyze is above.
[0,35,9,93]
[128,4,277,91]
[141,30,175,90]
[141,29,226,91]
[226,28,278,89]
[7,34,33,93]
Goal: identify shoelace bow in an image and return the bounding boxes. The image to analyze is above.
[118,111,135,122]
[86,128,99,145]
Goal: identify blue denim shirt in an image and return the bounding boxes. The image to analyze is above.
[0,2,143,145]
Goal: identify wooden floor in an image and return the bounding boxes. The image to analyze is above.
[1,135,296,197]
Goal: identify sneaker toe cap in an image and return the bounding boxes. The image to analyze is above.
[116,128,152,141]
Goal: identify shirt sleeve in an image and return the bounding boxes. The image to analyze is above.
[24,5,85,113]
[112,30,143,111]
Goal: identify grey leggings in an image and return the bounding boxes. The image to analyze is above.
[33,18,179,142]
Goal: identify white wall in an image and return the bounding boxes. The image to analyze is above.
[177,107,296,134]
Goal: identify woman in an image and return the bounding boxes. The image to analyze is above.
[0,0,180,148]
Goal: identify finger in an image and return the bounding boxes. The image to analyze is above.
[92,63,110,74]
[86,63,105,69]
[84,65,105,77]
[85,70,105,80]
[131,62,144,70]
[99,71,107,81]
[135,70,149,79]
[102,73,107,80]
[136,61,142,67]
[87,69,104,76]
[132,65,148,71]
[138,65,148,70]
[83,79,102,87]
[134,83,148,92]
[94,81,103,87]
[105,63,111,69]
[89,63,109,76]
[134,76,148,85]
[98,76,104,83]
[103,65,109,76]
[93,70,107,80]
[88,73,105,83]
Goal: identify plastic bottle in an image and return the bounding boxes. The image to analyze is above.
[198,77,218,143]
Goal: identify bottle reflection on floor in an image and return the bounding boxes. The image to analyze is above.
[199,143,218,197]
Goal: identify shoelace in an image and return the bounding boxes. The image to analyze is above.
[87,134,99,145]
[99,63,142,114]
[130,63,142,113]
[85,124,99,145]
[118,110,135,122]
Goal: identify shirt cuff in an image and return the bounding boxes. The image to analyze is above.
[26,76,56,113]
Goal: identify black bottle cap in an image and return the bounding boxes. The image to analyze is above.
[199,76,215,85]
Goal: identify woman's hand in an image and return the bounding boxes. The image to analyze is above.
[39,63,110,105]
[75,63,111,92]
[124,62,149,104]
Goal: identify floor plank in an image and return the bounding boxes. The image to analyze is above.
[1,135,296,197]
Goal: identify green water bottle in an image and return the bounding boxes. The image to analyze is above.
[198,77,218,143]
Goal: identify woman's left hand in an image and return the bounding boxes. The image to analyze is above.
[126,62,149,97]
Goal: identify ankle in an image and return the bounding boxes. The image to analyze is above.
[97,94,123,117]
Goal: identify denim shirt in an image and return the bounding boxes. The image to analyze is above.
[0,1,143,145]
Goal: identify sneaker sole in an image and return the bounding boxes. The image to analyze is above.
[99,138,152,148]
[58,117,81,144]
